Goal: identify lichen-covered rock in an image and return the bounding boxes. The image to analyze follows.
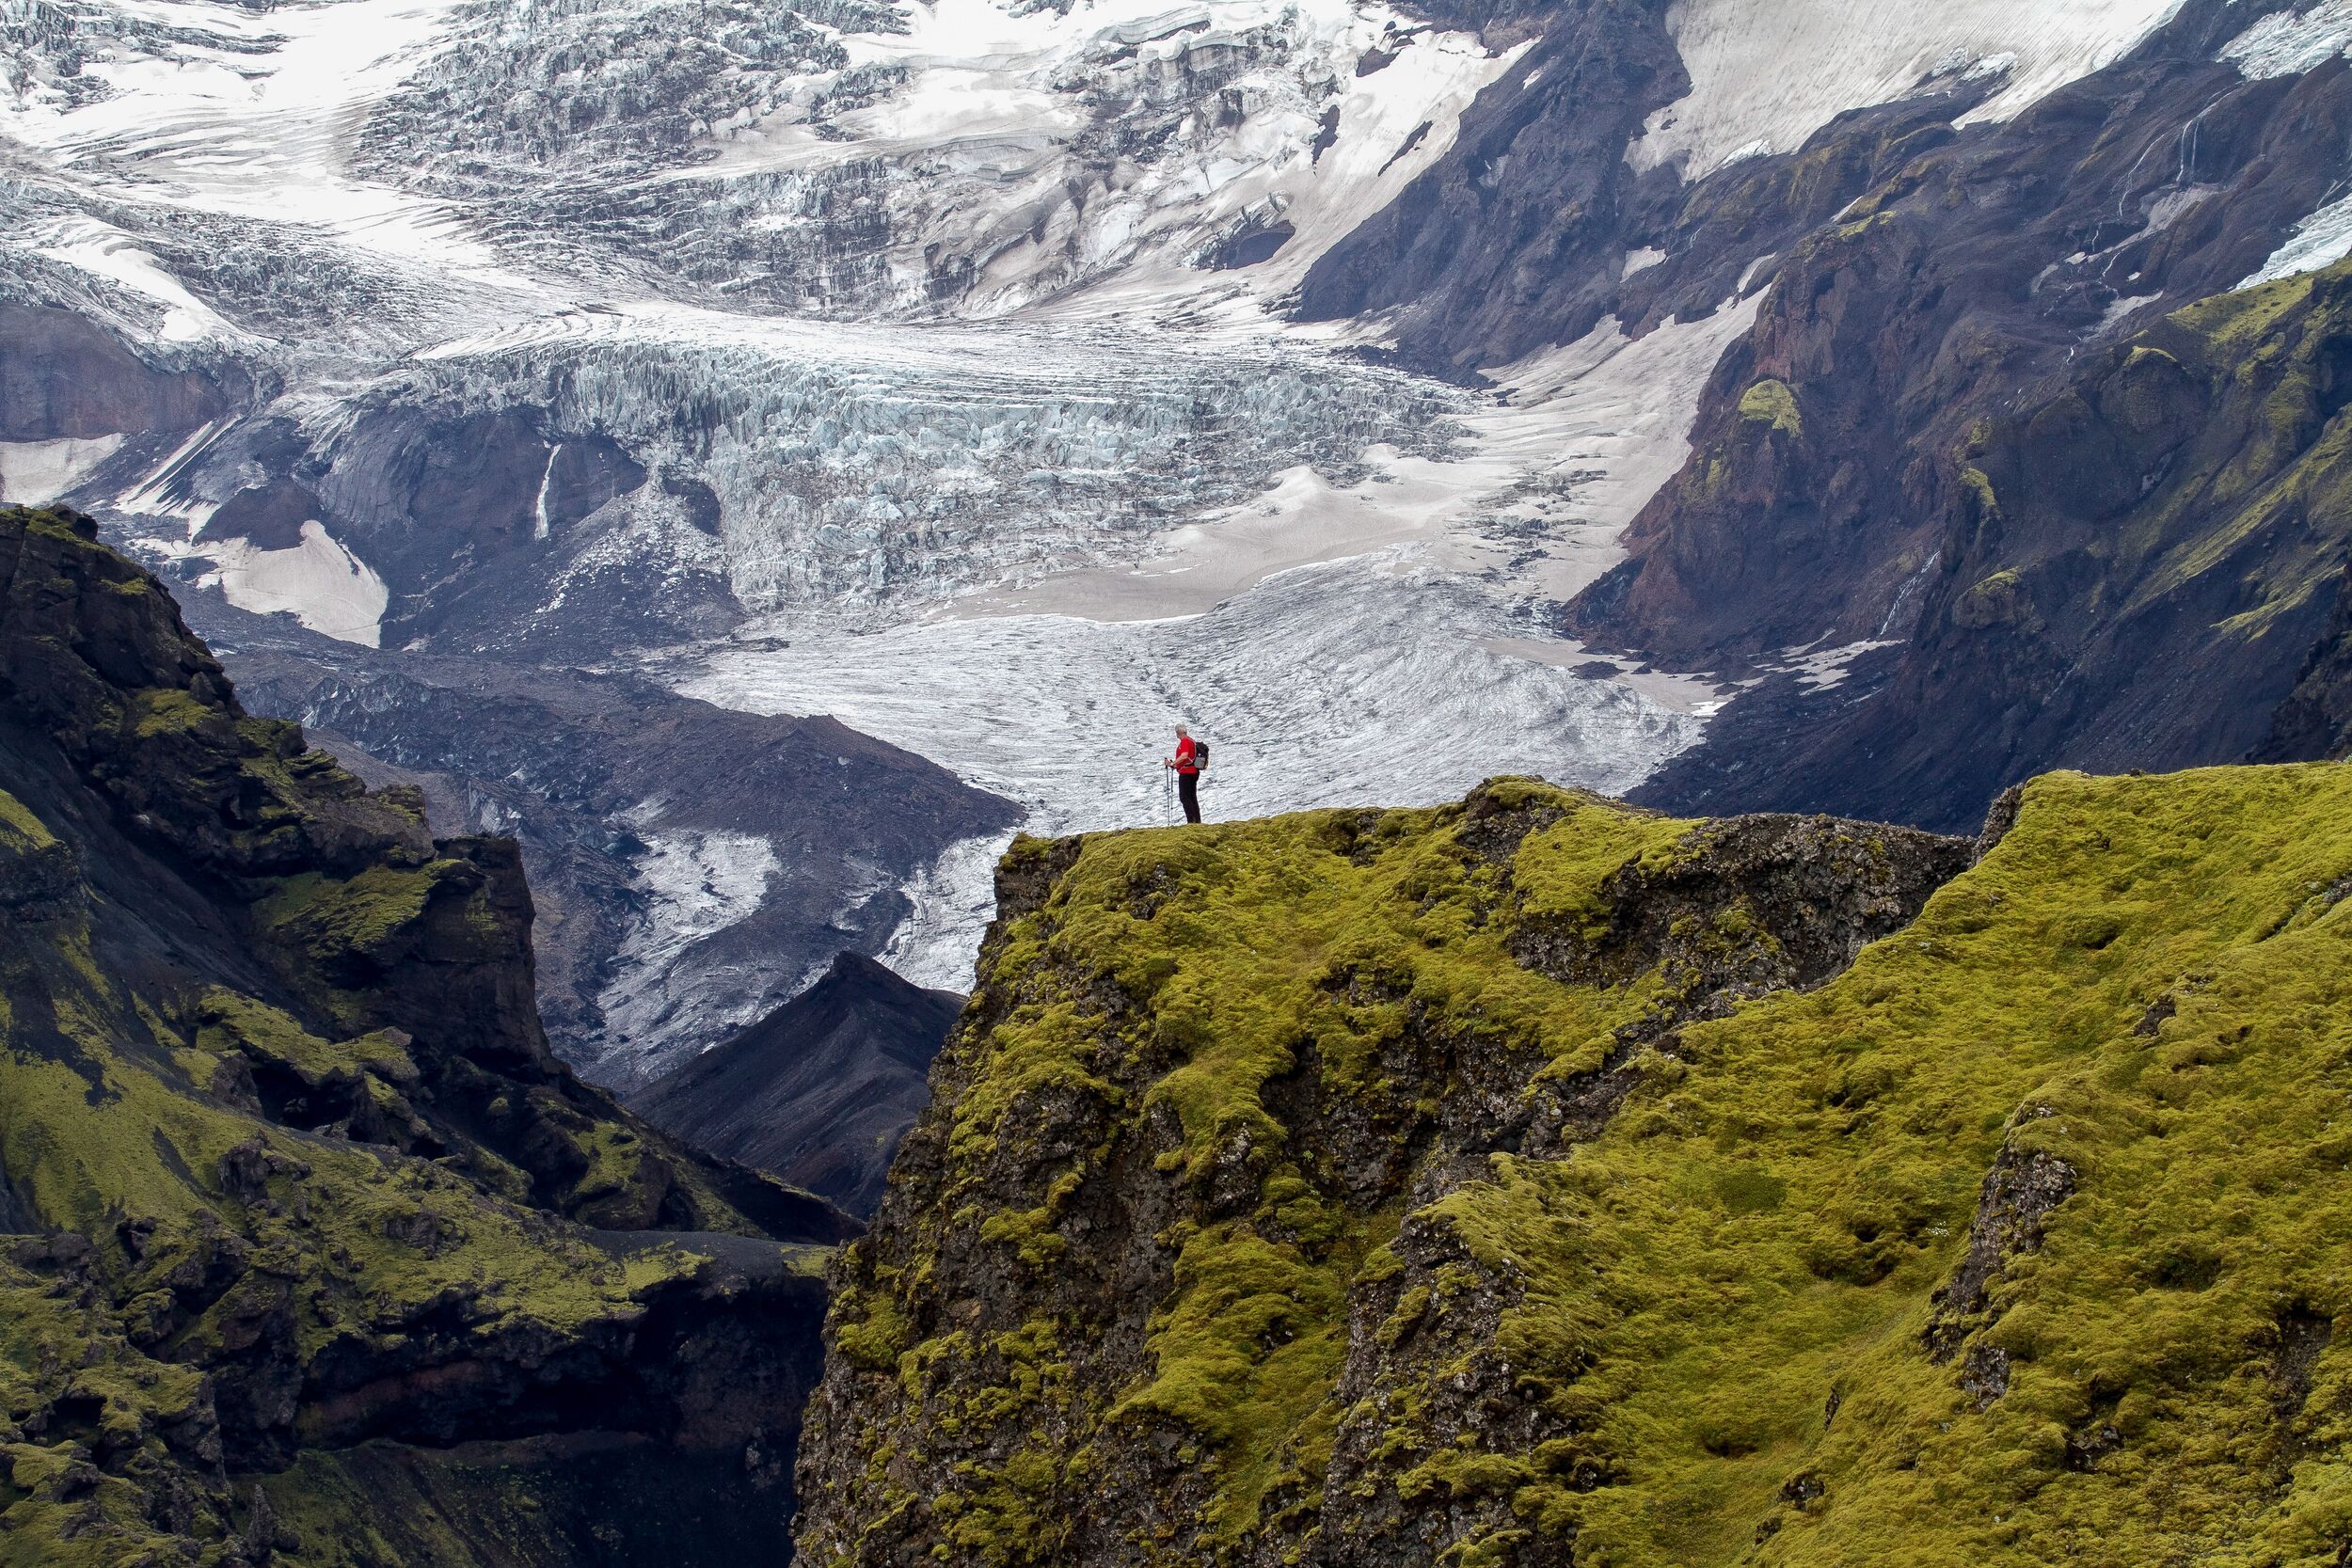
[0,506,852,1565]
[798,762,2352,1567]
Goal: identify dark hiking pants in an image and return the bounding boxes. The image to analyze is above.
[1178,771,1200,824]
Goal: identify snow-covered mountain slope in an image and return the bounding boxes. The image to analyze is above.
[14,0,2352,1061]
[1628,0,2192,180]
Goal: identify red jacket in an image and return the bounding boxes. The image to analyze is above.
[1173,735,1200,775]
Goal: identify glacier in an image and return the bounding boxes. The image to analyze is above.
[3,0,2224,1047]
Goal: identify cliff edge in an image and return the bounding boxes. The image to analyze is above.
[799,767,2352,1566]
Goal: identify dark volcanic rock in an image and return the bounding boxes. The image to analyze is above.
[633,951,965,1217]
[1636,257,2352,829]
[0,302,243,442]
[2254,553,2352,762]
[1297,0,1686,373]
[0,504,850,1565]
[1575,3,2349,672]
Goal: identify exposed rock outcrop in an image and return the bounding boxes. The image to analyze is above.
[1633,256,2352,827]
[0,303,243,442]
[633,951,965,1217]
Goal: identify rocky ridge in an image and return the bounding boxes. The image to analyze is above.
[0,504,851,1566]
[797,764,2352,1566]
[632,950,965,1217]
[1477,0,2352,823]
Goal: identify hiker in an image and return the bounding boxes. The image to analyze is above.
[1165,722,1205,824]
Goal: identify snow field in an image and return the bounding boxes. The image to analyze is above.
[1630,0,2190,179]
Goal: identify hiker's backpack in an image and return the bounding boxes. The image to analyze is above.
[1194,739,1209,773]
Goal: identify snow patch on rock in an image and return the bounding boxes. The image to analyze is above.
[0,434,124,504]
[597,828,781,1066]
[202,520,390,647]
[1630,0,2189,180]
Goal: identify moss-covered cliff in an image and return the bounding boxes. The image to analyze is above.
[0,505,853,1566]
[798,766,2352,1567]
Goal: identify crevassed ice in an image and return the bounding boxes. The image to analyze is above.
[2220,0,2352,80]
[597,828,781,1061]
[2243,190,2352,288]
[689,551,1707,988]
[341,308,1464,615]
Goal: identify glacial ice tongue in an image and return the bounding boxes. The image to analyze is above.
[339,310,1461,618]
[688,550,1707,989]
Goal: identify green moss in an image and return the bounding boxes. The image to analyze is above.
[834,1281,915,1373]
[258,864,447,963]
[0,789,57,853]
[837,787,1729,1552]
[1959,465,2001,518]
[127,686,219,739]
[0,1259,231,1566]
[1953,568,2033,631]
[1511,800,1692,949]
[566,1117,648,1206]
[828,764,2352,1566]
[195,987,417,1085]
[1738,379,1804,437]
[1397,765,2352,1564]
[0,502,829,1568]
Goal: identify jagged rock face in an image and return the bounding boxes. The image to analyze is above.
[1574,0,2352,669]
[2258,553,2352,761]
[0,303,241,444]
[631,951,965,1216]
[0,506,850,1566]
[798,764,2352,1566]
[1631,252,2352,830]
[1297,0,1687,372]
[204,597,1016,1088]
